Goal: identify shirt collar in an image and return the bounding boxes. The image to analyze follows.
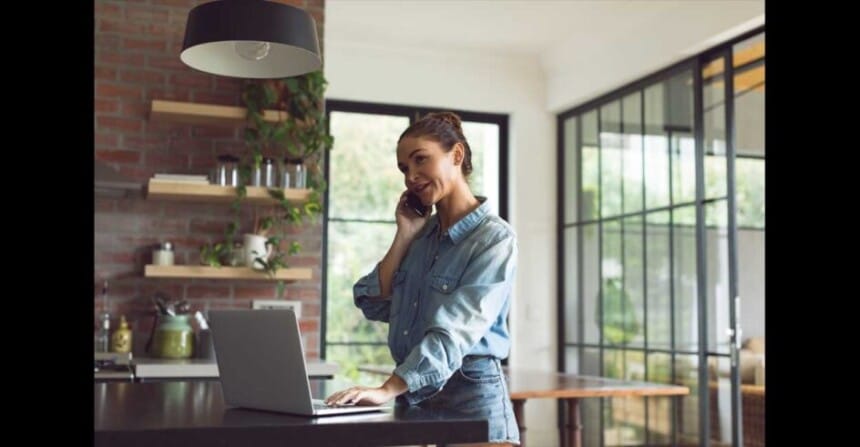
[423,196,490,244]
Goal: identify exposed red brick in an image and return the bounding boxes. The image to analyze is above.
[96,132,120,147]
[126,4,170,23]
[95,98,120,114]
[147,55,188,71]
[299,319,319,333]
[187,285,232,300]
[98,116,144,133]
[97,82,144,100]
[145,151,190,169]
[124,135,170,151]
[95,66,118,80]
[96,150,142,164]
[169,73,213,89]
[99,19,145,35]
[120,101,149,119]
[120,69,167,84]
[99,51,146,66]
[95,2,123,18]
[191,126,237,139]
[192,91,243,106]
[148,88,191,102]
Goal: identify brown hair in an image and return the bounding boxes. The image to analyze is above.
[398,111,472,178]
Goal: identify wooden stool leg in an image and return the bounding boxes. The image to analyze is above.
[512,398,526,447]
[565,399,582,447]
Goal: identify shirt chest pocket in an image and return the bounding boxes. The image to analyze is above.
[428,274,460,296]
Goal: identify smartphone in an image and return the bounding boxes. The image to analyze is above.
[405,192,431,217]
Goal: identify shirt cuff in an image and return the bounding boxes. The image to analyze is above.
[353,263,382,303]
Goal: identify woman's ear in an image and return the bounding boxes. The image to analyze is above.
[452,142,465,166]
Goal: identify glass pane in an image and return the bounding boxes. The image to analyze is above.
[601,101,623,218]
[675,354,701,445]
[582,348,602,447]
[672,130,696,205]
[565,346,580,374]
[623,216,645,348]
[622,92,644,214]
[326,221,394,344]
[703,56,728,200]
[666,70,695,205]
[737,157,765,228]
[738,226,765,361]
[705,199,731,354]
[325,344,394,386]
[707,355,733,447]
[646,212,672,350]
[604,349,622,379]
[564,226,580,344]
[601,220,624,346]
[734,33,765,157]
[328,112,409,220]
[582,110,600,220]
[461,121,500,215]
[673,207,699,352]
[646,353,674,445]
[564,116,579,224]
[583,223,601,344]
[606,395,647,447]
[644,83,670,209]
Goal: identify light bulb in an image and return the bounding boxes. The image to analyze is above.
[234,41,271,61]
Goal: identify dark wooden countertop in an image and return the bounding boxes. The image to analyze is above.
[94,380,489,447]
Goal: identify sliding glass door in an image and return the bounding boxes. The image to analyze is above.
[559,28,764,447]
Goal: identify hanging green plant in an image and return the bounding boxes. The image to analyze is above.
[197,70,332,295]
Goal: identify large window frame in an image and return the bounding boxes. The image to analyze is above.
[322,99,509,374]
[558,26,764,447]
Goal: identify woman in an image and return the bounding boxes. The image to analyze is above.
[325,112,519,446]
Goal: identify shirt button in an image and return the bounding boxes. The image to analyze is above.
[413,302,417,307]
[403,330,409,335]
[434,255,438,260]
[442,284,448,291]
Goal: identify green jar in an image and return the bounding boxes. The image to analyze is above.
[152,315,194,359]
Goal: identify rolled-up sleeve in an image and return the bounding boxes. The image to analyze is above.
[393,234,517,401]
[353,263,391,322]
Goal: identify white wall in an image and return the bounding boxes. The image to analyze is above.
[324,40,560,444]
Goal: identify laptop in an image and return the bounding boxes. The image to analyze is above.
[208,309,387,416]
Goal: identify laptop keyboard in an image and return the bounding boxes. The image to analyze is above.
[313,399,355,408]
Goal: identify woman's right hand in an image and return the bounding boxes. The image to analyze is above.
[395,190,430,241]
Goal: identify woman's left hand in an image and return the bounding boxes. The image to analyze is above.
[324,385,396,407]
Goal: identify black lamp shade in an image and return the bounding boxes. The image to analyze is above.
[181,0,321,79]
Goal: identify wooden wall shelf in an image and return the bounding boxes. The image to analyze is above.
[144,265,313,281]
[146,180,310,205]
[149,99,289,126]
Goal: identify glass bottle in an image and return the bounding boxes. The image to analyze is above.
[95,312,111,352]
[216,154,239,186]
[110,315,133,353]
[283,157,306,189]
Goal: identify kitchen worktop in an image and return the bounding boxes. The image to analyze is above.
[132,358,339,380]
[95,380,489,447]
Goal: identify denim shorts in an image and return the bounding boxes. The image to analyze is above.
[406,355,520,445]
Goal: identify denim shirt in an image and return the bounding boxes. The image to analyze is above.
[353,197,517,405]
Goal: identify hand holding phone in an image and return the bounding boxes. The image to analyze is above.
[404,192,431,217]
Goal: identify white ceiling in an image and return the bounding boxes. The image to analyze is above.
[327,1,763,57]
[325,0,764,110]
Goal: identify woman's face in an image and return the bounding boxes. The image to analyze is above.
[396,136,462,206]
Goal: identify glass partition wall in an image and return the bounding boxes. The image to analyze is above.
[559,28,764,447]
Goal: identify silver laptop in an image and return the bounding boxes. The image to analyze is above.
[208,309,387,416]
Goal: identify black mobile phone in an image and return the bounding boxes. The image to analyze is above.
[405,192,431,217]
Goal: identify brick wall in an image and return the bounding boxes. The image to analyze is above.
[94,0,326,359]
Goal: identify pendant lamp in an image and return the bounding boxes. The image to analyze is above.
[180,0,321,79]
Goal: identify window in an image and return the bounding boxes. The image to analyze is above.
[323,100,508,383]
